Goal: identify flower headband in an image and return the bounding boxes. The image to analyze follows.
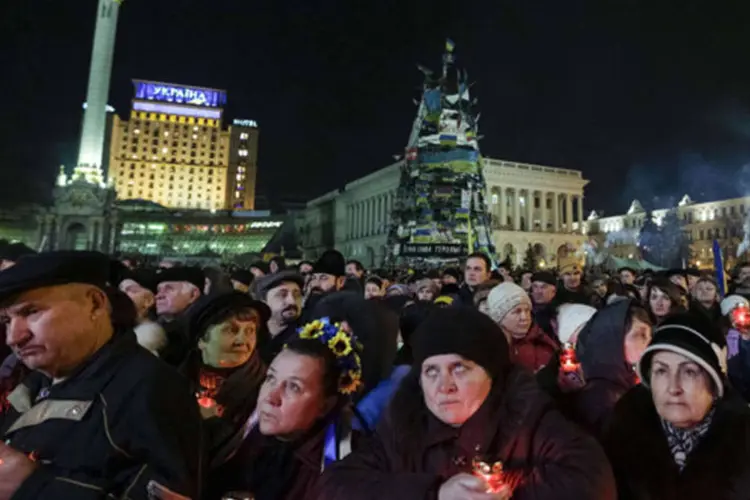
[297,317,363,395]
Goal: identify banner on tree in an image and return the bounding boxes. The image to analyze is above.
[401,243,465,257]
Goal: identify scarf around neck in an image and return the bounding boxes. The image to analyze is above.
[660,406,715,471]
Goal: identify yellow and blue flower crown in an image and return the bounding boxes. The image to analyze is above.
[297,317,363,395]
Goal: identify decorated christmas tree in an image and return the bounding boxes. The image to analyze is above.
[385,40,496,268]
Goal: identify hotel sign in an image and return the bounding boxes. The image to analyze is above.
[134,81,227,108]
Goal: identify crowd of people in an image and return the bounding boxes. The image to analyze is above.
[0,240,748,499]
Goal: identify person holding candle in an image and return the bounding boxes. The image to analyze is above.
[487,282,559,372]
[536,299,652,441]
[318,307,616,500]
[722,295,750,401]
[210,318,361,500]
[605,313,750,499]
[179,291,270,469]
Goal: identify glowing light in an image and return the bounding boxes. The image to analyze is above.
[560,343,580,373]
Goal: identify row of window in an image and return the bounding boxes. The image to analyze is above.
[128,111,219,127]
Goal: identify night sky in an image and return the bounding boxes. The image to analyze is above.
[3,0,750,214]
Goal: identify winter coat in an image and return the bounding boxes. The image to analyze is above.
[532,301,557,339]
[179,349,267,468]
[557,285,593,306]
[318,368,616,500]
[605,385,750,500]
[573,299,639,439]
[259,320,300,365]
[691,300,722,325]
[0,331,202,499]
[727,330,750,402]
[510,323,559,372]
[209,414,352,500]
[157,315,192,367]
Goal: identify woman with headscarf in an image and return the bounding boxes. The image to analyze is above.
[605,313,750,499]
[538,300,653,441]
[319,307,617,500]
[180,291,270,468]
[211,319,361,500]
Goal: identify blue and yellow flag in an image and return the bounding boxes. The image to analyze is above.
[446,39,456,53]
[712,239,727,297]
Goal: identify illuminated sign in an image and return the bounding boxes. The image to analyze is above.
[249,221,283,229]
[233,119,258,128]
[134,81,227,108]
[132,101,222,120]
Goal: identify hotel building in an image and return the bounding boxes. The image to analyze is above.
[107,80,259,210]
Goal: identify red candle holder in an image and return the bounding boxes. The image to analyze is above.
[560,343,580,373]
[472,457,506,493]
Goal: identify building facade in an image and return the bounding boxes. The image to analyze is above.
[107,81,258,211]
[582,194,749,269]
[300,158,589,267]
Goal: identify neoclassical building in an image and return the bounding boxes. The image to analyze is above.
[582,194,749,269]
[299,157,589,267]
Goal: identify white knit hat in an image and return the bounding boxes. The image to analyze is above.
[720,295,749,317]
[487,282,532,324]
[556,304,597,344]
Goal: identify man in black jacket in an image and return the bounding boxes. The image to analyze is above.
[0,251,201,499]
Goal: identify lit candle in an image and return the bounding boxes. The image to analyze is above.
[472,457,506,493]
[560,342,580,373]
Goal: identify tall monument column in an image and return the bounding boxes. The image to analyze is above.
[76,0,122,184]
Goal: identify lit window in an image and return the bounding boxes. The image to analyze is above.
[162,147,168,153]
[164,131,169,137]
[192,134,198,140]
[240,132,249,140]
[134,129,140,134]
[235,191,241,198]
[238,149,248,157]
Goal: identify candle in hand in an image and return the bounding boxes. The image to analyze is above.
[472,457,506,493]
[560,343,580,373]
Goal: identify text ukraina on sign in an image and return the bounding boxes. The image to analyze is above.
[401,243,465,257]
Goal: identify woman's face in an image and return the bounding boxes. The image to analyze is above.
[420,354,492,427]
[364,283,382,300]
[500,303,532,338]
[623,317,652,365]
[694,281,717,304]
[650,350,715,429]
[417,288,435,302]
[257,350,332,438]
[649,287,673,318]
[199,309,259,368]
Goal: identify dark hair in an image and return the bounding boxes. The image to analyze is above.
[624,302,652,333]
[466,252,491,272]
[346,260,364,272]
[284,338,342,399]
[646,277,687,322]
[203,267,233,294]
[366,276,383,288]
[298,260,314,271]
[270,256,287,271]
[105,287,138,332]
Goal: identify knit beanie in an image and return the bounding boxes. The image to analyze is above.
[720,295,749,317]
[415,278,439,297]
[411,306,510,380]
[556,303,597,344]
[487,282,532,324]
[637,313,727,398]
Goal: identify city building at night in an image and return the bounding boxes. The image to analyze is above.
[582,194,750,270]
[300,157,588,267]
[107,80,259,210]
